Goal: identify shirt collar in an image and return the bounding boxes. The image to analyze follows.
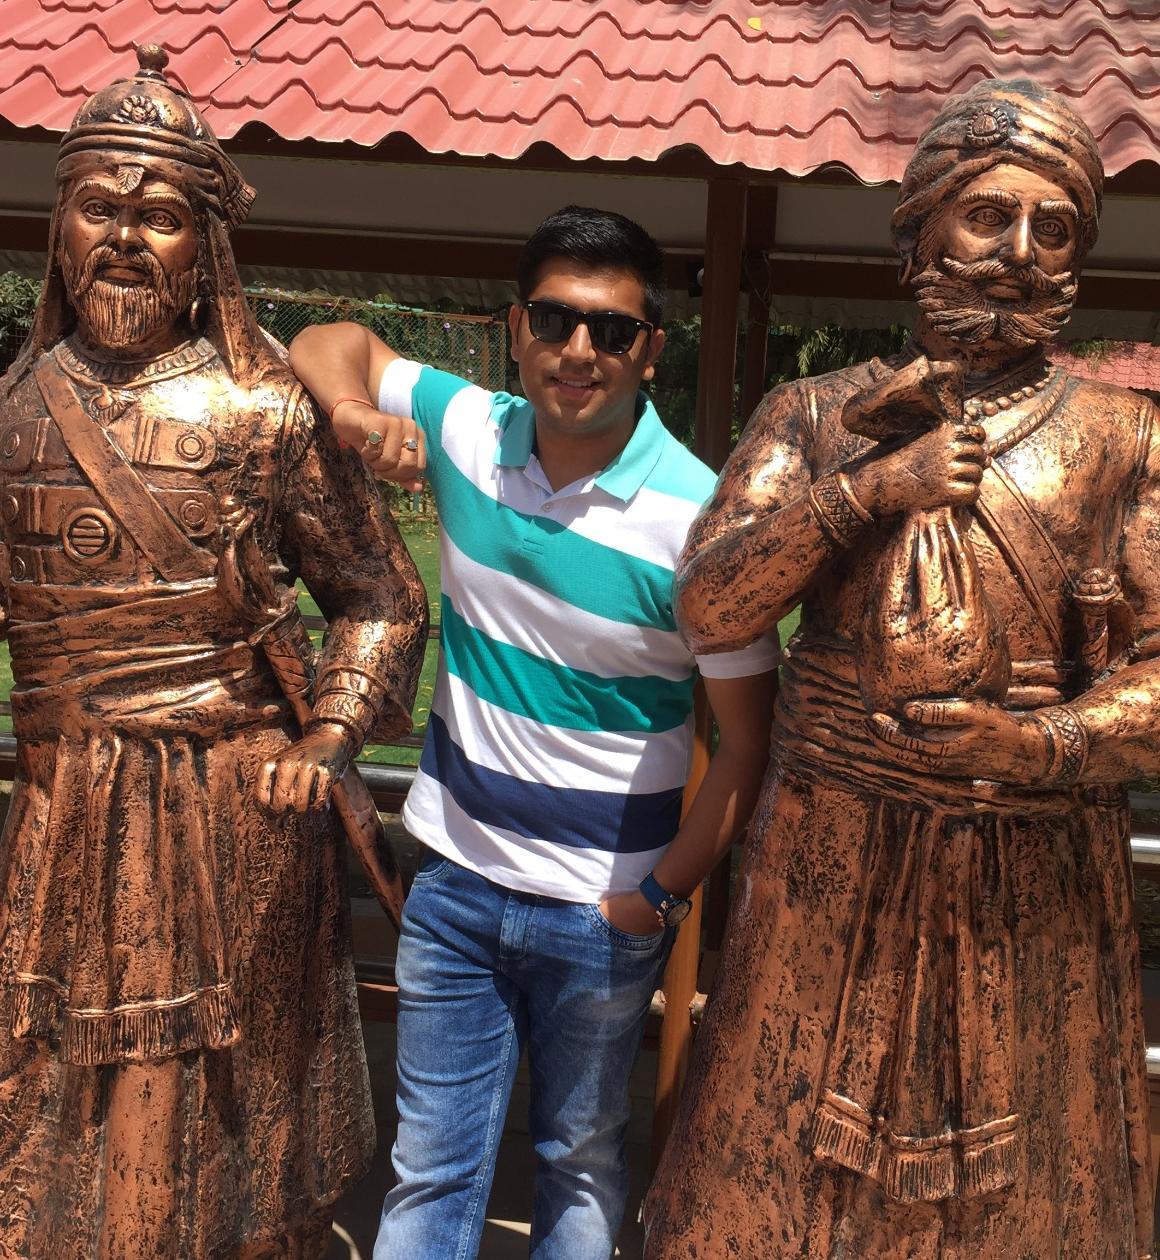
[491,391,666,503]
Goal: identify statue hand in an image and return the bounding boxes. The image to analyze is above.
[256,723,357,814]
[330,401,425,491]
[868,698,1050,784]
[849,420,986,517]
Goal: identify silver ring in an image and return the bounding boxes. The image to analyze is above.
[402,438,418,451]
[366,430,384,446]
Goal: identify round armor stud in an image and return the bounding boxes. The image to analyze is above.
[2,432,20,459]
[10,555,26,580]
[2,495,18,523]
[176,430,207,461]
[179,498,209,529]
[62,507,117,563]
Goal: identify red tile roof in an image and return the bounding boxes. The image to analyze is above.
[0,1,1156,180]
[1054,341,1160,393]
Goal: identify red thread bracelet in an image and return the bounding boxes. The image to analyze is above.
[329,395,373,421]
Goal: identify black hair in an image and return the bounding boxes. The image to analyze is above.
[517,205,666,326]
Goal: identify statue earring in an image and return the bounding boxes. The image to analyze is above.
[897,254,915,288]
[189,295,206,329]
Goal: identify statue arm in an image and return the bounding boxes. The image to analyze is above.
[1065,401,1160,784]
[675,381,848,654]
[280,392,429,750]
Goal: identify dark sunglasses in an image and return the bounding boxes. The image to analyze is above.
[523,300,654,356]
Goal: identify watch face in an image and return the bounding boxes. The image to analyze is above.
[663,898,692,926]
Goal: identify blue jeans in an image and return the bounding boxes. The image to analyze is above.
[374,851,672,1260]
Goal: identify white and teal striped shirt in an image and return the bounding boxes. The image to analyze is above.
[380,359,777,901]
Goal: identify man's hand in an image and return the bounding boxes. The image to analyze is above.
[256,722,357,814]
[868,698,1050,784]
[599,890,663,936]
[331,400,426,491]
[849,421,986,517]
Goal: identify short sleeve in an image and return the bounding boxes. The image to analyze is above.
[694,632,780,679]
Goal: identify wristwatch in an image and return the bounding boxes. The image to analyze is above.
[639,871,693,927]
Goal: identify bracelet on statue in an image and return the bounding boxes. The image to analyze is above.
[808,470,875,550]
[309,667,389,750]
[1033,705,1090,786]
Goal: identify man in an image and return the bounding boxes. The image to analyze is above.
[644,80,1155,1258]
[0,47,428,1258]
[290,205,778,1259]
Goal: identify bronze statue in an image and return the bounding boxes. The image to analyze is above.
[645,79,1155,1259]
[0,47,427,1258]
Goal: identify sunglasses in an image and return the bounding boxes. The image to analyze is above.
[522,300,654,356]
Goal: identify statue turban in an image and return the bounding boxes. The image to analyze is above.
[55,43,254,229]
[7,45,282,392]
[892,79,1104,270]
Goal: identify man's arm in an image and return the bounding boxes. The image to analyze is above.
[288,321,426,488]
[600,670,777,935]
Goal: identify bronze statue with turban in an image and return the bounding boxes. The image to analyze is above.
[0,46,428,1259]
[645,79,1155,1259]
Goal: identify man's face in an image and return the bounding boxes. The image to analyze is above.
[912,163,1081,350]
[59,166,198,353]
[507,259,665,444]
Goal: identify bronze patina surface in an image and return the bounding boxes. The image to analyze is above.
[645,79,1155,1259]
[0,47,427,1259]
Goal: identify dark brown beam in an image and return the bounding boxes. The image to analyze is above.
[1,211,1153,313]
[694,178,747,471]
[739,186,780,428]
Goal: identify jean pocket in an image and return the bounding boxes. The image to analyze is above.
[410,848,453,886]
[582,902,665,951]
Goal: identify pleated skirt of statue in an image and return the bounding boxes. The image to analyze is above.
[644,762,1153,1260]
[0,721,375,1260]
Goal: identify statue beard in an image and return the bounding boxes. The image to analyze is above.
[912,255,1078,350]
[60,244,196,353]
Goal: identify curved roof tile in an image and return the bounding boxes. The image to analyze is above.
[0,0,1155,179]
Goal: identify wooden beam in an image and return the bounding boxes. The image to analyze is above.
[2,210,1154,314]
[694,178,747,470]
[651,686,713,1168]
[739,185,780,428]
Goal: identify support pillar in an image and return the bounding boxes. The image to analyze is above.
[693,177,747,470]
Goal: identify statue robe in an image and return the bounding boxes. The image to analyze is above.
[0,340,426,1259]
[646,362,1157,1260]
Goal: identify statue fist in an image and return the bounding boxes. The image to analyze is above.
[850,421,986,516]
[256,723,357,814]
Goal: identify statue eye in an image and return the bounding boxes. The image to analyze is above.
[1035,217,1069,244]
[967,206,1007,229]
[81,198,113,221]
[144,209,179,231]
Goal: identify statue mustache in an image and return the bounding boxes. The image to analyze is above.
[72,244,166,297]
[939,255,1070,295]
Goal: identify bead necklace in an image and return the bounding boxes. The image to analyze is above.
[963,356,1052,420]
[984,368,1067,459]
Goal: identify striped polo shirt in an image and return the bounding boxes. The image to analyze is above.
[379,359,777,902]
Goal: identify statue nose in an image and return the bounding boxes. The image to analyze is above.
[1002,217,1034,267]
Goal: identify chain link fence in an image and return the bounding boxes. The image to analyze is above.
[246,289,507,390]
[0,284,509,392]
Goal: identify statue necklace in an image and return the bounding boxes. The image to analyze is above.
[963,356,1067,460]
[56,336,215,425]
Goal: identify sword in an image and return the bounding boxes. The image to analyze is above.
[217,494,405,929]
